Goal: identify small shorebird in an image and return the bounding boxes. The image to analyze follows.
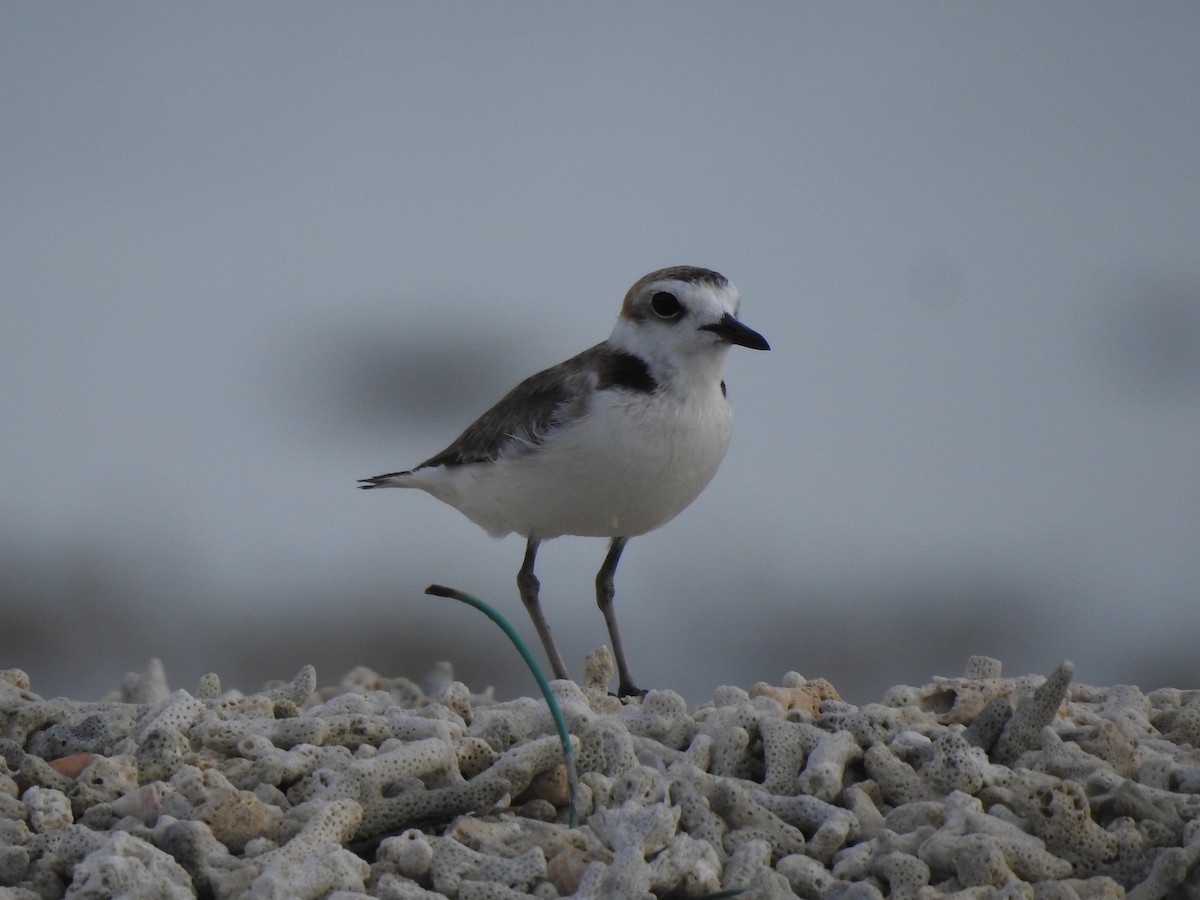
[360,265,769,696]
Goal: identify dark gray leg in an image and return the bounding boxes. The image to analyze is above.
[596,536,642,697]
[516,537,570,681]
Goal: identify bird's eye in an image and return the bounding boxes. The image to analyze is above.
[650,291,683,319]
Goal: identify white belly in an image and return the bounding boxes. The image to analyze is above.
[408,389,734,539]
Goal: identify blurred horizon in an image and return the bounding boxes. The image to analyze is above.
[3,4,1198,705]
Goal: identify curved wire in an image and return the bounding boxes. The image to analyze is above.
[425,583,579,828]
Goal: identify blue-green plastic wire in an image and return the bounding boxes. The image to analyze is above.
[425,584,579,828]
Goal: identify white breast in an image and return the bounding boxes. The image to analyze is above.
[409,385,734,539]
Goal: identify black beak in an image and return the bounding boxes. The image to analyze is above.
[699,312,770,351]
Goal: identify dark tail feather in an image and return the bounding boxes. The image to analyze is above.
[358,470,411,489]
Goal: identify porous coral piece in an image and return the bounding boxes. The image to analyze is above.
[328,667,425,708]
[135,726,191,782]
[1125,828,1200,900]
[580,645,615,697]
[1073,718,1137,778]
[24,786,73,833]
[777,852,836,898]
[137,690,207,743]
[921,731,989,794]
[1047,876,1126,899]
[269,796,364,860]
[677,730,714,771]
[456,881,533,899]
[25,714,125,760]
[627,734,689,773]
[710,725,756,780]
[0,841,31,886]
[261,665,318,709]
[750,787,856,837]
[748,792,854,864]
[797,730,862,801]
[68,754,138,816]
[1096,777,1194,840]
[759,717,824,794]
[192,717,277,755]
[194,672,222,699]
[350,737,458,786]
[1015,779,1114,875]
[249,844,370,898]
[841,784,886,839]
[750,676,841,717]
[1101,684,1153,732]
[648,831,722,895]
[873,850,930,899]
[428,834,546,896]
[609,765,671,808]
[864,743,939,806]
[818,703,905,748]
[1157,694,1200,749]
[191,781,284,853]
[113,659,171,705]
[0,669,31,691]
[709,781,806,859]
[451,816,604,897]
[1017,727,1113,785]
[450,812,608,865]
[573,845,654,899]
[955,831,1019,887]
[575,718,636,777]
[236,743,346,795]
[545,845,594,895]
[315,713,398,749]
[23,824,109,894]
[891,667,1024,726]
[965,656,1005,680]
[720,837,797,898]
[152,816,252,896]
[486,734,574,799]
[588,801,679,856]
[882,799,944,834]
[434,681,472,723]
[454,736,500,779]
[18,758,75,792]
[669,774,726,855]
[469,696,548,751]
[517,764,569,809]
[618,690,693,748]
[64,830,193,899]
[357,775,511,840]
[386,709,465,744]
[918,791,1075,883]
[377,829,434,882]
[993,661,1075,764]
[964,695,1015,751]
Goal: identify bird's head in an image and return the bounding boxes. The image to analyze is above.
[609,266,769,383]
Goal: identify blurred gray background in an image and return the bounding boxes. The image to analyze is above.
[3,4,1198,705]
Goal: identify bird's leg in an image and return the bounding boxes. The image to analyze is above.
[595,536,643,697]
[516,537,571,681]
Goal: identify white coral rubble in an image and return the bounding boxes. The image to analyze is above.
[0,656,1198,898]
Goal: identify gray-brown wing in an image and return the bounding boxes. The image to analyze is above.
[414,344,603,469]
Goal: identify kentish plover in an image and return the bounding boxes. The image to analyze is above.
[361,265,769,696]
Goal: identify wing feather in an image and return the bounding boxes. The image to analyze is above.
[414,343,603,469]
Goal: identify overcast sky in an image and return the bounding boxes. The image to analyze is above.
[3,3,1199,703]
